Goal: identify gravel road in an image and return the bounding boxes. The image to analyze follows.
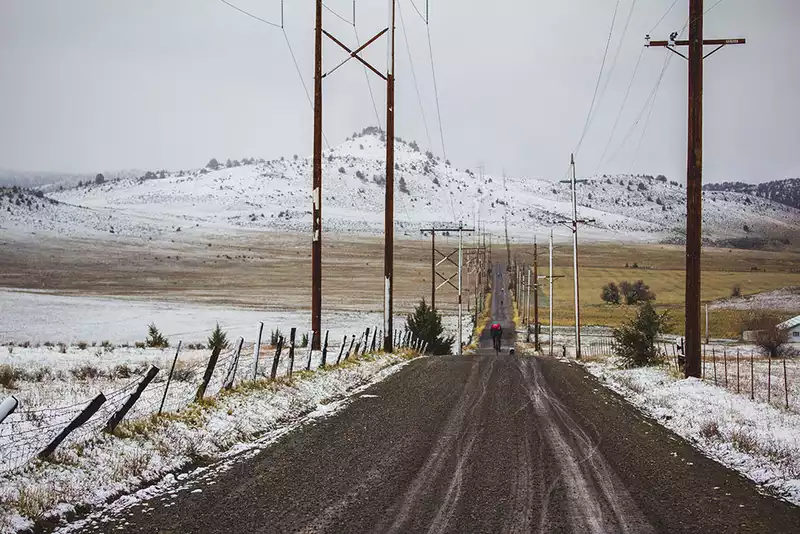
[88,265,800,533]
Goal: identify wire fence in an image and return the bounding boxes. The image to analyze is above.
[0,324,426,474]
[574,337,799,412]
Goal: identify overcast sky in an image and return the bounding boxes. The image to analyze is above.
[1,0,798,184]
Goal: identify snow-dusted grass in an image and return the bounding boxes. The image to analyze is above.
[583,356,800,506]
[0,349,417,533]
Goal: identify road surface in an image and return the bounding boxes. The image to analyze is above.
[91,265,800,533]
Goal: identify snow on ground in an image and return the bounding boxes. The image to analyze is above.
[0,350,418,533]
[581,358,800,507]
[3,131,797,244]
[0,288,469,348]
[709,286,800,312]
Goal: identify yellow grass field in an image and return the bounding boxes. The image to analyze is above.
[506,242,800,339]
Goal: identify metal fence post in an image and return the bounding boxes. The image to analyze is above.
[159,341,182,415]
[41,394,106,458]
[109,366,161,432]
[271,337,284,380]
[336,335,347,365]
[252,322,264,380]
[287,328,297,377]
[306,331,316,371]
[320,330,329,367]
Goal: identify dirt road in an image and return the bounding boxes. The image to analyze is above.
[89,265,800,533]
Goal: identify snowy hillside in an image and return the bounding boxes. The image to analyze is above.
[704,178,800,211]
[3,129,798,243]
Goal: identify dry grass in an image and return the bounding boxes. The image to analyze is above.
[508,242,800,338]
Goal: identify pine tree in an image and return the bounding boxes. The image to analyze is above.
[145,323,169,348]
[406,299,455,355]
[612,302,670,368]
[207,323,229,353]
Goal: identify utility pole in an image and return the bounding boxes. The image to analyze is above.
[458,223,464,356]
[533,238,540,351]
[311,0,323,350]
[312,0,397,351]
[560,154,593,360]
[549,230,554,358]
[503,172,512,267]
[429,228,436,310]
[525,266,531,341]
[646,2,745,378]
[383,0,396,353]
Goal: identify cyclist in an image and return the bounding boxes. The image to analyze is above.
[490,322,502,353]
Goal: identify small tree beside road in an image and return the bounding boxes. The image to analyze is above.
[613,302,670,368]
[406,299,455,355]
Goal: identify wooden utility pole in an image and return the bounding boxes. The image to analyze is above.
[430,229,435,310]
[646,1,745,378]
[533,239,540,351]
[383,0,396,353]
[549,230,554,358]
[314,1,395,352]
[311,0,323,350]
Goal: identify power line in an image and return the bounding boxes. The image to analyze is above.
[649,0,680,34]
[398,0,432,150]
[630,64,665,171]
[323,3,354,25]
[408,0,427,23]
[573,0,622,157]
[354,25,383,129]
[282,29,330,148]
[604,52,672,167]
[218,0,282,28]
[679,0,727,34]
[596,45,644,172]
[595,0,638,122]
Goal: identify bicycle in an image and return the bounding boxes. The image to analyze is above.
[492,335,501,355]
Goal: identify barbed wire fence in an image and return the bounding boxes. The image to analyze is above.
[0,322,428,474]
[574,336,797,412]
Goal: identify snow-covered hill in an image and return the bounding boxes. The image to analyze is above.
[2,129,798,244]
[704,178,800,211]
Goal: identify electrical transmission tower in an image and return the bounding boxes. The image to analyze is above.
[311,0,397,352]
[646,0,745,378]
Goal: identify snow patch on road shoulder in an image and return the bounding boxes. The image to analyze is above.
[0,352,416,533]
[584,361,800,506]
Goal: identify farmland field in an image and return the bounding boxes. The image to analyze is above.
[508,242,800,338]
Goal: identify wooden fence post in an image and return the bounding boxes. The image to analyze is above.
[287,328,297,377]
[270,337,284,380]
[196,345,223,402]
[362,328,370,356]
[224,338,244,390]
[159,341,182,415]
[370,327,377,352]
[40,394,106,459]
[252,322,264,380]
[336,335,347,365]
[750,350,755,401]
[306,331,316,371]
[320,330,329,367]
[0,395,19,424]
[344,336,356,360]
[108,366,160,432]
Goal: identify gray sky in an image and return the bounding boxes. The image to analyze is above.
[1,0,798,184]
